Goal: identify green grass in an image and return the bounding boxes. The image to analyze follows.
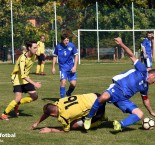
[0,61,155,145]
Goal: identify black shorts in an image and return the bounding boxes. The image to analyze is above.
[37,54,45,62]
[13,83,35,93]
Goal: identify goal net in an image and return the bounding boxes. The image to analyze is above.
[78,29,155,64]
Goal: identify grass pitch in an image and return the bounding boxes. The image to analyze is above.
[0,61,155,145]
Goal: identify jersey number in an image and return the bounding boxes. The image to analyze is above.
[64,96,78,110]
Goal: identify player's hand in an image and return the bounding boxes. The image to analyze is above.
[150,112,155,117]
[39,127,52,133]
[31,122,38,130]
[34,82,42,89]
[114,37,122,45]
[71,67,76,73]
[52,68,56,75]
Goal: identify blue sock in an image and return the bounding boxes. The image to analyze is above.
[66,87,75,96]
[120,114,140,128]
[60,87,65,98]
[88,98,101,118]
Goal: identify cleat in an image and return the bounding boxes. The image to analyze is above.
[0,114,9,120]
[36,73,40,75]
[14,105,19,116]
[84,117,92,130]
[40,72,45,75]
[113,120,122,131]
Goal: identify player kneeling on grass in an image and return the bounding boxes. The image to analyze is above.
[31,93,108,133]
[84,37,155,132]
[0,41,42,120]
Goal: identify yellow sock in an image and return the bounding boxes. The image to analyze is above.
[36,65,41,73]
[4,100,17,114]
[20,97,33,104]
[41,64,44,72]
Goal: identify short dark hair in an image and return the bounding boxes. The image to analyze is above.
[148,69,155,74]
[43,103,57,116]
[25,41,37,50]
[61,33,69,41]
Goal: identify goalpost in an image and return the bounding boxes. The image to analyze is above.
[78,29,155,64]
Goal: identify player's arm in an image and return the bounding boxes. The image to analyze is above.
[52,56,57,75]
[114,37,137,63]
[141,95,155,117]
[71,54,78,73]
[31,114,49,129]
[39,127,64,133]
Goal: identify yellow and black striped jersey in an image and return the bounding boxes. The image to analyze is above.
[54,93,97,131]
[11,53,36,86]
[36,41,45,55]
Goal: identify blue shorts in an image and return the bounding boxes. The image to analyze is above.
[106,84,137,113]
[113,100,138,113]
[60,71,77,81]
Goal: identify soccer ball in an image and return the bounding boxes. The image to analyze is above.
[142,117,155,130]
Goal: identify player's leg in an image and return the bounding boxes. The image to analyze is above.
[66,72,77,96]
[146,56,152,71]
[0,86,23,120]
[90,102,108,128]
[60,71,67,98]
[84,84,122,130]
[36,57,41,74]
[40,54,46,75]
[84,91,110,130]
[113,100,142,131]
[20,83,37,104]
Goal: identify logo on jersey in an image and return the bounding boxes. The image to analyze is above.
[68,47,72,51]
[112,89,115,93]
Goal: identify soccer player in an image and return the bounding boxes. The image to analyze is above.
[84,37,155,131]
[141,31,153,71]
[52,33,78,98]
[0,41,42,120]
[36,35,46,75]
[31,93,108,133]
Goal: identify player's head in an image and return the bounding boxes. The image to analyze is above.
[61,33,69,46]
[147,69,155,84]
[146,31,152,40]
[43,103,58,117]
[40,35,45,42]
[25,41,37,54]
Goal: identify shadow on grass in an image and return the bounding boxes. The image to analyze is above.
[9,110,33,118]
[42,97,59,102]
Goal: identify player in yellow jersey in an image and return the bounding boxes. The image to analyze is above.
[36,35,46,75]
[31,93,108,133]
[0,41,42,120]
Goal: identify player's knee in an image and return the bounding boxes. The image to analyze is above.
[61,81,66,86]
[30,93,38,101]
[133,108,144,119]
[137,111,144,119]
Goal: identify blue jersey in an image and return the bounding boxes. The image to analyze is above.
[53,42,78,71]
[112,60,148,98]
[142,38,152,55]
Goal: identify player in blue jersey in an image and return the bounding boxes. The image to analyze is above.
[84,37,155,131]
[141,31,153,71]
[52,34,78,98]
